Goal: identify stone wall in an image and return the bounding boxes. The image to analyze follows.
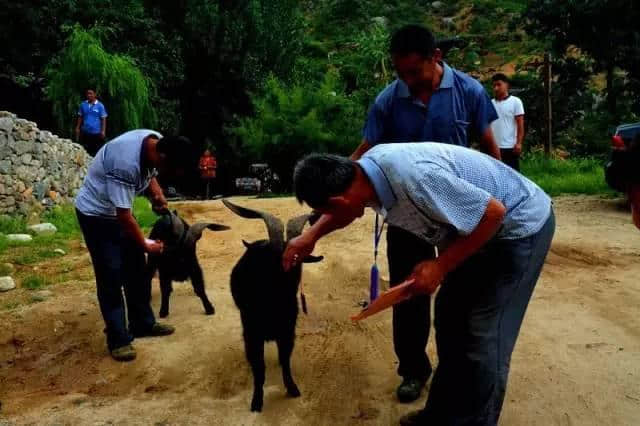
[0,111,91,215]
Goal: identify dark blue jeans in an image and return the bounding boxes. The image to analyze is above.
[422,209,555,425]
[77,210,156,350]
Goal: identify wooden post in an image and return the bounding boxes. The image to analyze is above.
[543,53,552,157]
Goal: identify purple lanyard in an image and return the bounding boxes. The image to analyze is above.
[370,213,385,301]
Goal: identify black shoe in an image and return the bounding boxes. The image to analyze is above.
[397,377,426,403]
[399,409,429,425]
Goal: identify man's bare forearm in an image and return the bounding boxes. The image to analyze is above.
[437,198,506,274]
[350,139,372,160]
[481,127,501,160]
[116,208,147,249]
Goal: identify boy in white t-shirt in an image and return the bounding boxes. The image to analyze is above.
[491,74,525,171]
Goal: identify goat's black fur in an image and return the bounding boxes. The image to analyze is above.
[146,210,229,318]
[223,199,322,412]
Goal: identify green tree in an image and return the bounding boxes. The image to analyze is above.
[45,27,156,137]
[526,0,640,115]
[230,73,364,191]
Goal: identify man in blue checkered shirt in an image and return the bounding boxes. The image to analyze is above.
[287,143,555,426]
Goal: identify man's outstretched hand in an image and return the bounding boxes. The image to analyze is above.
[282,234,316,271]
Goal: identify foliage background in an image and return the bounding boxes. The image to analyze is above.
[1,0,639,193]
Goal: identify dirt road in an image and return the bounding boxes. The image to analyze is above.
[1,196,639,425]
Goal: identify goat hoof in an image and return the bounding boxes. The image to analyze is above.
[159,309,169,318]
[250,399,263,412]
[286,384,301,398]
[204,306,215,315]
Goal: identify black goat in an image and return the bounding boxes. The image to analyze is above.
[146,210,229,318]
[223,199,322,412]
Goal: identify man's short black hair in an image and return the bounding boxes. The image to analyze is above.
[156,135,196,170]
[86,87,96,93]
[492,73,510,84]
[294,153,357,208]
[390,25,436,58]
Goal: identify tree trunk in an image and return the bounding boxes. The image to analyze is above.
[606,62,616,116]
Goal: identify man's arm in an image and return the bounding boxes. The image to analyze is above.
[481,126,501,160]
[75,116,83,142]
[101,117,107,139]
[350,139,372,160]
[409,198,506,294]
[147,177,168,213]
[514,115,525,156]
[116,207,163,253]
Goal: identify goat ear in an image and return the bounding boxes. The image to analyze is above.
[185,222,229,245]
[242,240,251,248]
[302,254,324,263]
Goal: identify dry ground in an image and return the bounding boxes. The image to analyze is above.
[1,195,639,425]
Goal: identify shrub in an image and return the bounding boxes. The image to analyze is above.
[230,73,365,191]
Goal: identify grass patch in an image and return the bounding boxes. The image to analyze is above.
[21,274,49,290]
[521,154,614,197]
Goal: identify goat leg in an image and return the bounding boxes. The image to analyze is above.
[159,275,173,318]
[277,335,301,398]
[244,334,266,412]
[190,260,215,315]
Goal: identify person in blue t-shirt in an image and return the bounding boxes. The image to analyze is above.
[75,88,108,156]
[75,130,195,362]
[284,24,501,404]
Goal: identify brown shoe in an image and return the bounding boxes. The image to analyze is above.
[137,322,175,337]
[111,344,137,362]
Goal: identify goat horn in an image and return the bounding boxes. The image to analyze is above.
[222,199,284,249]
[286,210,321,241]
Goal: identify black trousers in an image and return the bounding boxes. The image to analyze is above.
[77,210,156,350]
[387,225,436,381]
[80,132,105,157]
[500,148,520,171]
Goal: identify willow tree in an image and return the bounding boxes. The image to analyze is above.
[46,27,156,137]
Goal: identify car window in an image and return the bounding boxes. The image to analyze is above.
[617,126,640,142]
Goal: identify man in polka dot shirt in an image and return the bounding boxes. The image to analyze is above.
[287,142,555,426]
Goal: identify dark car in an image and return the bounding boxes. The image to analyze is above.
[605,122,640,191]
[611,123,640,148]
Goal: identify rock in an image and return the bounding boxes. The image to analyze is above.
[0,160,10,174]
[0,276,16,292]
[14,141,33,155]
[32,290,53,301]
[431,1,444,8]
[28,223,57,235]
[1,263,14,273]
[33,182,47,201]
[0,117,13,132]
[6,234,32,242]
[54,248,65,255]
[21,153,32,165]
